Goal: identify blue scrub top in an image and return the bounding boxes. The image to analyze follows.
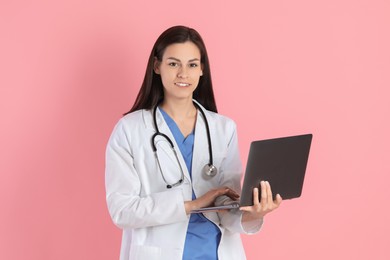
[159,108,221,260]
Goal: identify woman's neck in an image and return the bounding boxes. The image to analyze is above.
[160,98,197,121]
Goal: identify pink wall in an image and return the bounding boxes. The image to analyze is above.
[1,0,389,259]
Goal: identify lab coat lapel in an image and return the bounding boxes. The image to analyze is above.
[191,110,209,179]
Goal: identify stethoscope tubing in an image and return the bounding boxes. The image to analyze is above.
[196,103,214,167]
[152,101,213,167]
[151,101,217,188]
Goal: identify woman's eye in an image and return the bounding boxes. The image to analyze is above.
[189,63,198,68]
[168,62,178,67]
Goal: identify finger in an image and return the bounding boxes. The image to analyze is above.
[275,194,283,206]
[239,206,252,212]
[227,188,240,197]
[219,187,239,197]
[260,181,267,206]
[215,188,239,202]
[266,181,273,205]
[227,190,240,200]
[253,187,260,205]
[216,187,230,196]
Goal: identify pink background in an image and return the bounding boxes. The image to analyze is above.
[1,0,389,259]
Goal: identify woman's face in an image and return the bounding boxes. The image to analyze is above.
[154,41,203,102]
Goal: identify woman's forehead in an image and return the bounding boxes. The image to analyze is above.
[162,42,201,61]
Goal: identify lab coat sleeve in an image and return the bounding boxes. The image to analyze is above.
[105,120,188,229]
[217,121,263,234]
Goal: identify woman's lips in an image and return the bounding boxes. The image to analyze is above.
[175,83,191,87]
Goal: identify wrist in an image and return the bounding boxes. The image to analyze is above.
[241,212,264,233]
[242,211,264,223]
[184,201,197,214]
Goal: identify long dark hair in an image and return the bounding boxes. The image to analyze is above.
[124,25,217,115]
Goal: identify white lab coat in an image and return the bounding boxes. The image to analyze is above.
[105,101,262,260]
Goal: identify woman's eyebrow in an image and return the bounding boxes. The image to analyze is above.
[166,57,200,62]
[166,57,180,62]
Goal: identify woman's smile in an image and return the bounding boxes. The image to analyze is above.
[175,82,191,87]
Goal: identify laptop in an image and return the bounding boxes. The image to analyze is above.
[190,134,313,213]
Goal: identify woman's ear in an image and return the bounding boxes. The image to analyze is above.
[200,63,204,76]
[153,57,160,74]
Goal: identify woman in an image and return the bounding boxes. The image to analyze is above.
[105,25,282,260]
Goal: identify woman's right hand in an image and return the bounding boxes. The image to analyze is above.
[184,187,239,214]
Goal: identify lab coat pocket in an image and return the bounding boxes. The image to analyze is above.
[130,245,162,260]
[129,245,182,260]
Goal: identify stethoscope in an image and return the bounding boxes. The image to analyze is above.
[151,101,218,189]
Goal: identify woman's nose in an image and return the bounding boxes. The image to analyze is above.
[177,66,188,78]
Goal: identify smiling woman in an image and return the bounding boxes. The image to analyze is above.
[105,25,282,260]
[154,42,203,106]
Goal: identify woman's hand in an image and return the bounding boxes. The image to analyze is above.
[184,187,239,214]
[240,181,282,222]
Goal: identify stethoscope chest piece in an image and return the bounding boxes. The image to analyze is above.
[203,164,218,177]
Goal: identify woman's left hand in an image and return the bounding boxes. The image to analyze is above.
[240,181,282,222]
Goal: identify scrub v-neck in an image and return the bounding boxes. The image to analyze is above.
[158,107,221,260]
[158,107,195,176]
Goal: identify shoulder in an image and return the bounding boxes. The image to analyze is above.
[195,100,237,129]
[115,109,152,128]
[120,109,145,124]
[205,109,237,127]
[109,109,151,138]
[203,109,238,138]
